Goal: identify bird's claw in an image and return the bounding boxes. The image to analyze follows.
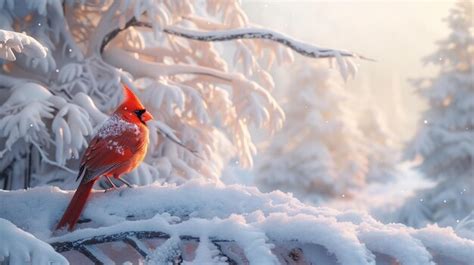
[103,187,116,193]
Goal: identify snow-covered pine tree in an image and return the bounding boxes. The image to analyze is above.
[358,106,399,183]
[0,0,362,190]
[256,62,368,203]
[397,0,474,228]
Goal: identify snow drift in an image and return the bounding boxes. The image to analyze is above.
[1,181,473,265]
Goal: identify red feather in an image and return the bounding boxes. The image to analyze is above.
[56,85,153,231]
[56,180,96,231]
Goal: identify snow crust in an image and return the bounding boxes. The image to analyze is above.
[1,181,473,264]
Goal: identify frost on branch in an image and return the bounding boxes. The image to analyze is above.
[0,29,47,61]
[0,0,369,188]
[0,183,473,265]
[0,218,68,265]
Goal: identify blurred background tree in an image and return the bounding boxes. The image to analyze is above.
[256,62,369,203]
[397,0,474,228]
[357,104,399,184]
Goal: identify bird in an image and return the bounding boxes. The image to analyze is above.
[56,85,153,231]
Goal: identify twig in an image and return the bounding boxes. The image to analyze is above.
[77,245,103,265]
[31,141,77,174]
[51,231,170,252]
[24,144,32,189]
[100,17,140,53]
[213,242,238,265]
[50,229,234,264]
[123,236,150,257]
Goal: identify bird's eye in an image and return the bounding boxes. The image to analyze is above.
[134,109,146,118]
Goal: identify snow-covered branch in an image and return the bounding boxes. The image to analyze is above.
[0,29,48,61]
[49,227,239,264]
[1,182,473,264]
[163,26,374,61]
[51,230,172,253]
[104,47,232,82]
[0,218,68,265]
[100,17,373,62]
[1,0,373,185]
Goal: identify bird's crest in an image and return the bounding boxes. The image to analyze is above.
[121,84,145,110]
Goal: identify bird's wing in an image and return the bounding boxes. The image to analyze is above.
[77,162,118,184]
[77,130,147,183]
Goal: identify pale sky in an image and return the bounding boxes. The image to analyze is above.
[242,0,455,143]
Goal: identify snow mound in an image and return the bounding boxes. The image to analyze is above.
[0,181,473,264]
[0,218,67,265]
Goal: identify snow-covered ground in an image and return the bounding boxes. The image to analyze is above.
[224,161,434,224]
[1,180,473,265]
[329,162,435,223]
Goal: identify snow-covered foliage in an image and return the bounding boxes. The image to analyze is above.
[0,29,47,61]
[1,182,473,265]
[256,62,368,203]
[0,0,363,189]
[396,0,474,228]
[0,218,68,265]
[357,107,399,183]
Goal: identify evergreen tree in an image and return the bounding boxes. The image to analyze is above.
[358,106,399,183]
[256,62,368,203]
[398,0,474,227]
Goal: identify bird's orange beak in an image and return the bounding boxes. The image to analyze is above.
[141,110,154,122]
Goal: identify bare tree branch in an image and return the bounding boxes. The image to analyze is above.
[77,245,105,265]
[100,17,140,54]
[50,230,234,252]
[50,231,170,252]
[123,236,150,257]
[213,241,239,265]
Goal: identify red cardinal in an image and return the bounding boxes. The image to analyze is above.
[56,85,153,231]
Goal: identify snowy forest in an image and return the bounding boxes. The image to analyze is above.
[0,0,473,264]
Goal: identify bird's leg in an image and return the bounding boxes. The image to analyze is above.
[116,177,133,188]
[104,176,117,192]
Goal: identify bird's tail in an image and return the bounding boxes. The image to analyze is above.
[56,180,96,231]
